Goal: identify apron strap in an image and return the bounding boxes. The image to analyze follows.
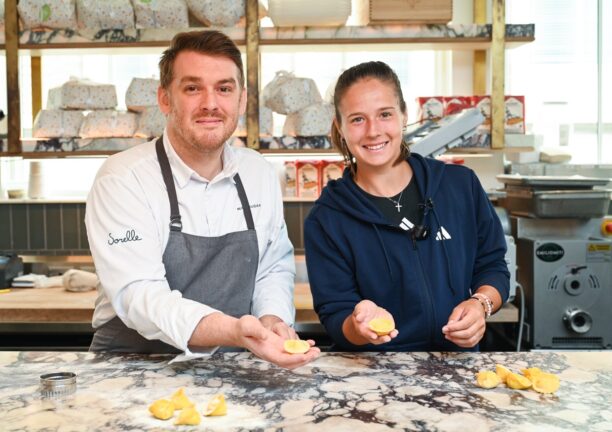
[155,137,183,232]
[233,173,255,230]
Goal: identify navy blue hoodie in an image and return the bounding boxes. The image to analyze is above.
[304,154,510,351]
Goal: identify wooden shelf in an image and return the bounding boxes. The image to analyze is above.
[259,23,534,49]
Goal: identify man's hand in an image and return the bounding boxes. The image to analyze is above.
[259,314,298,340]
[343,300,398,346]
[442,299,486,348]
[233,315,320,369]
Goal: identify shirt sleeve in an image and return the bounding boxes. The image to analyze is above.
[250,166,296,326]
[85,169,218,352]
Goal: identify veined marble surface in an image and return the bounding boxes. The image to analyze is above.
[1,351,610,431]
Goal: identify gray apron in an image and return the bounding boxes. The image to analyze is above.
[90,137,259,353]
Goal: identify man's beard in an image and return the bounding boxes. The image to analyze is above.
[171,110,238,154]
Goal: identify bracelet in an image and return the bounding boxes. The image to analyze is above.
[470,293,493,319]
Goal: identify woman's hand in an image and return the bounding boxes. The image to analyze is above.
[343,300,399,345]
[442,299,486,348]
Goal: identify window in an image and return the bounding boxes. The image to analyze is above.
[506,0,610,164]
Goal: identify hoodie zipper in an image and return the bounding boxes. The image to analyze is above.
[412,239,437,348]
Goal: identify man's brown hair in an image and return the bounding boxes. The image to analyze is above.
[159,30,244,89]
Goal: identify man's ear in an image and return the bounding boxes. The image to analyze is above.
[157,86,171,115]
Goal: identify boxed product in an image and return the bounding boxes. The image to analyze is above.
[134,106,166,139]
[33,109,84,138]
[417,97,444,122]
[186,0,244,27]
[443,96,473,116]
[472,95,526,134]
[125,78,160,112]
[268,0,351,26]
[234,105,274,137]
[18,0,78,30]
[79,110,138,138]
[283,161,297,198]
[47,79,118,110]
[321,160,344,188]
[130,0,189,29]
[296,161,321,199]
[369,0,452,24]
[505,96,526,134]
[263,71,322,115]
[283,103,334,137]
[76,0,135,30]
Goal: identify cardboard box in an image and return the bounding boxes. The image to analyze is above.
[443,96,473,116]
[321,161,344,189]
[417,97,444,122]
[296,161,321,199]
[369,0,452,24]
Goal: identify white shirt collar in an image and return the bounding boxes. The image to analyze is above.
[163,129,240,189]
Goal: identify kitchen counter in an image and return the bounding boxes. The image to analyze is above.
[1,350,610,431]
[0,286,518,325]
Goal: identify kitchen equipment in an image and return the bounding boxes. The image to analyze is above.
[498,174,612,349]
[0,254,23,287]
[40,372,77,398]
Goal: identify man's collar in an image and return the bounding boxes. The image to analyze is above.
[162,130,240,189]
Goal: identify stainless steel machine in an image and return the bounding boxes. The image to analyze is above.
[498,175,612,350]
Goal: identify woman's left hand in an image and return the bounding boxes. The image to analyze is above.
[441,299,486,348]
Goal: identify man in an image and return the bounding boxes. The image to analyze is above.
[85,30,319,369]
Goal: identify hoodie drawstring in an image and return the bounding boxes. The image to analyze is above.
[372,224,393,280]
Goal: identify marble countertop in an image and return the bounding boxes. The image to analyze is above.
[1,351,610,431]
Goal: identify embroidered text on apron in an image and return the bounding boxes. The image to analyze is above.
[90,137,259,353]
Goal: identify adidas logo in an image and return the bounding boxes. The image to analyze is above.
[435,226,452,241]
[399,217,414,231]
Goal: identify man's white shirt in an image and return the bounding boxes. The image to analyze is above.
[85,130,296,352]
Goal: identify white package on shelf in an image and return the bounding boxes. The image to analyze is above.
[283,102,334,137]
[76,0,135,30]
[47,79,118,110]
[33,109,84,138]
[185,0,244,27]
[125,78,160,112]
[130,0,189,29]
[79,110,138,138]
[134,106,166,139]
[18,0,78,30]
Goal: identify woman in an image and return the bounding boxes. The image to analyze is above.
[304,61,509,351]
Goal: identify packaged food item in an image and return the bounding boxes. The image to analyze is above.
[33,109,84,138]
[263,71,322,115]
[47,78,117,110]
[125,78,160,112]
[443,96,473,116]
[130,0,189,29]
[505,95,525,134]
[320,160,344,189]
[186,0,244,27]
[268,0,351,26]
[296,161,321,199]
[76,0,135,30]
[417,97,444,122]
[283,161,297,198]
[134,106,166,139]
[79,110,138,138]
[234,105,273,137]
[18,0,78,30]
[283,103,334,137]
[472,95,526,133]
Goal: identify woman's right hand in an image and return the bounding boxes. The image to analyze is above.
[343,300,399,345]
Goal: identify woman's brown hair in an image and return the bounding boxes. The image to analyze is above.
[331,61,410,176]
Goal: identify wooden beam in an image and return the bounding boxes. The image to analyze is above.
[4,0,21,153]
[245,0,260,149]
[473,0,487,95]
[31,57,43,123]
[491,0,505,149]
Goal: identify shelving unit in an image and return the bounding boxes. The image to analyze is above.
[0,0,534,157]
